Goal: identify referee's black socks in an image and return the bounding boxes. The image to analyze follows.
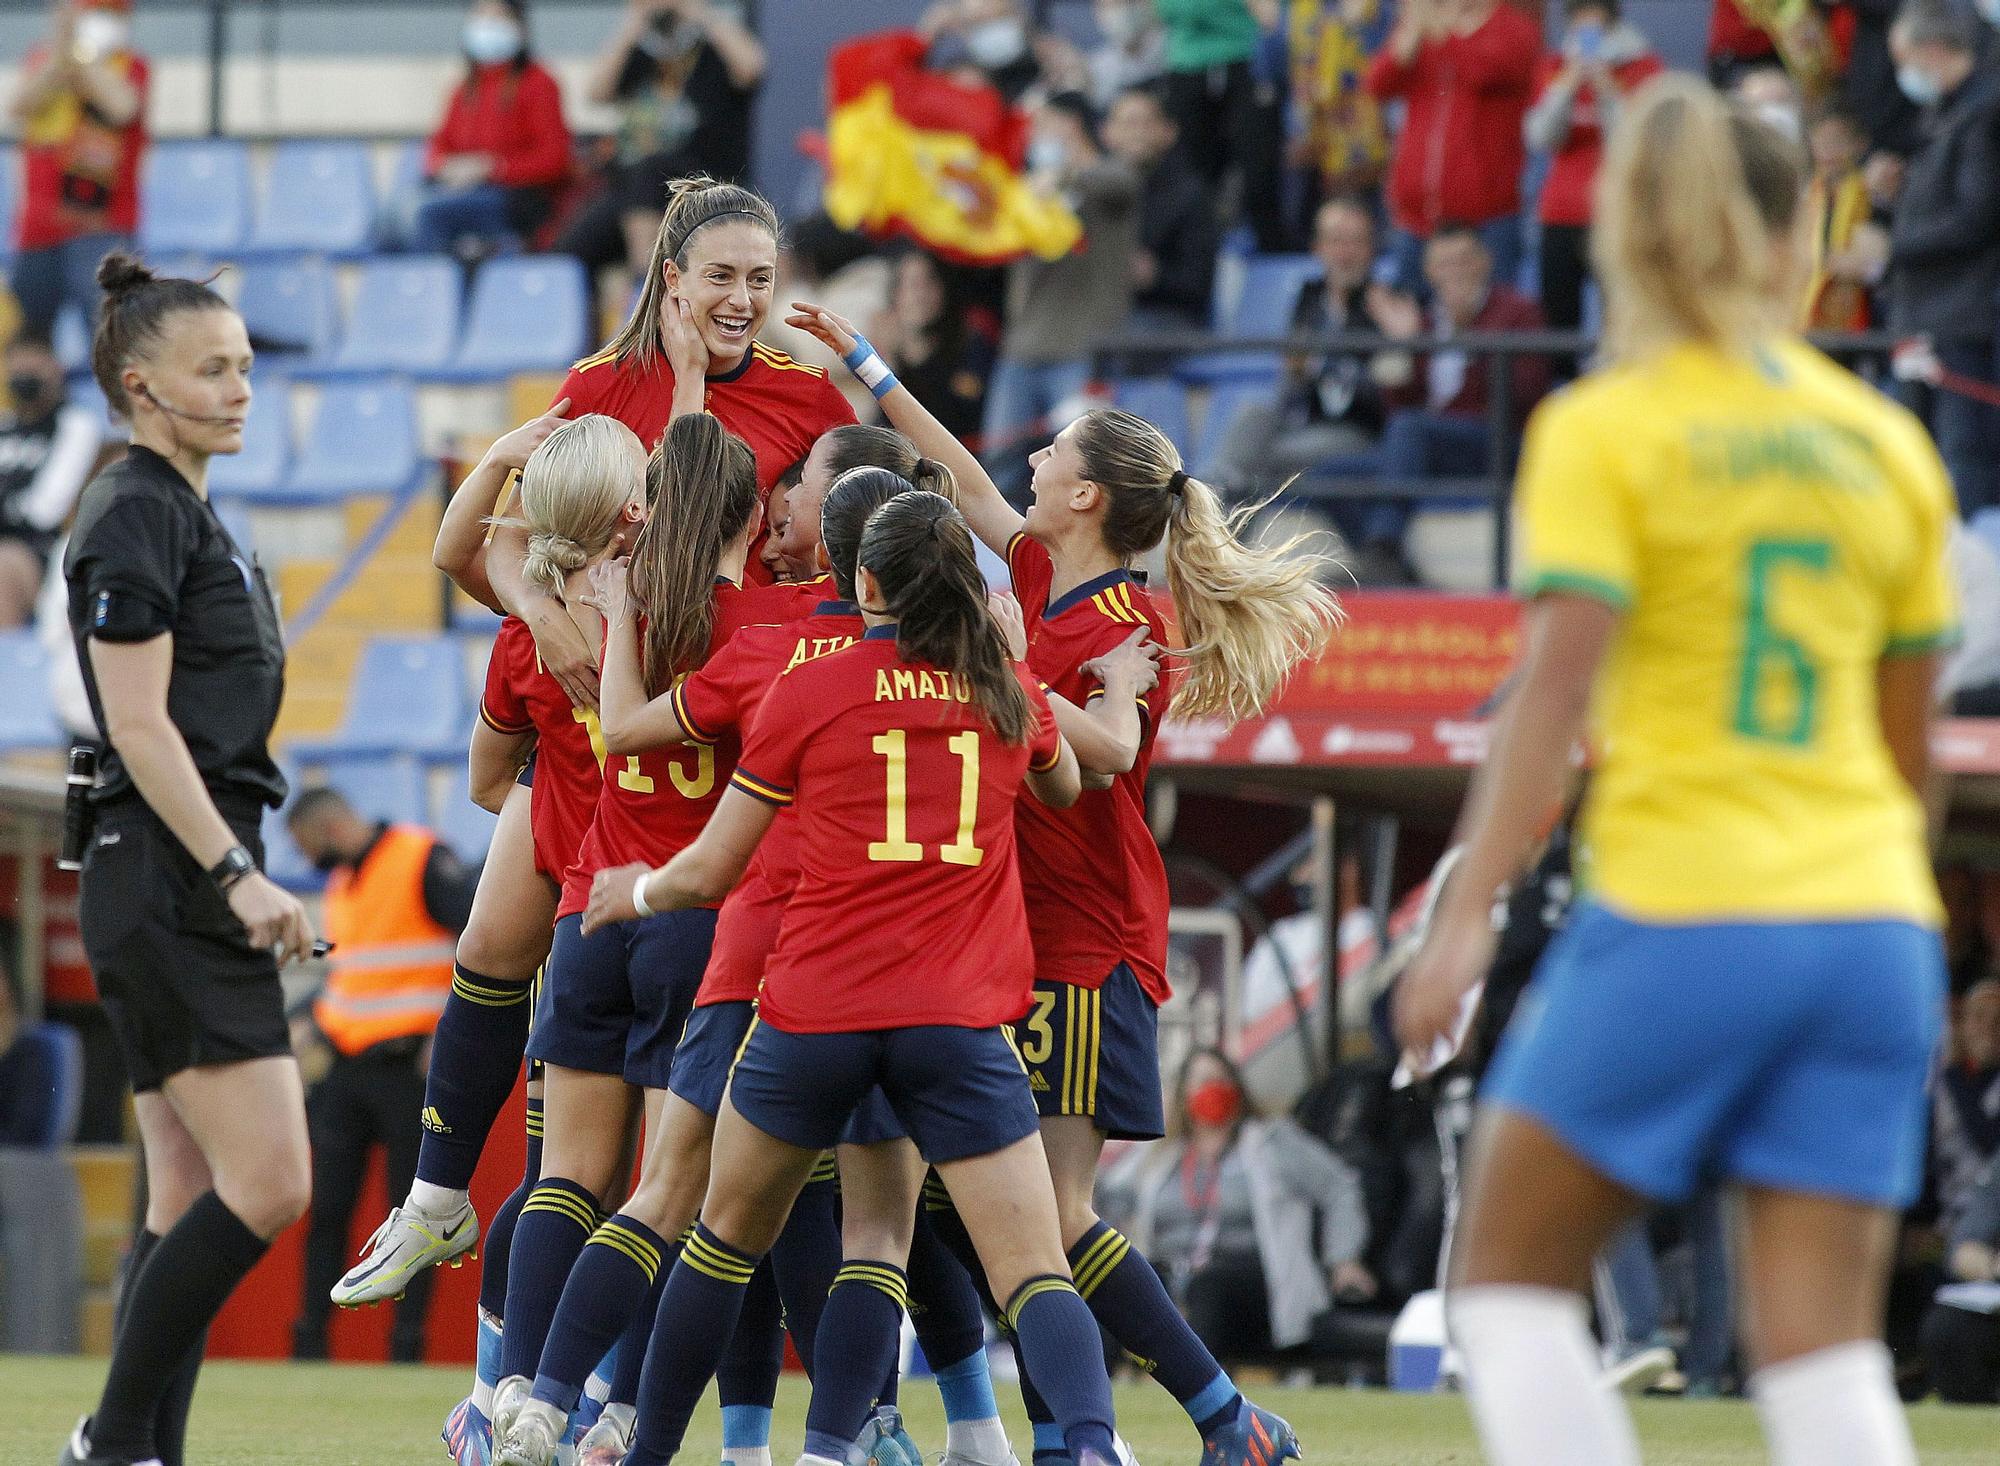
[88,1193,268,1462]
[414,964,533,1195]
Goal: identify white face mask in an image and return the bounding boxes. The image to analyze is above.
[463,15,524,64]
[1027,136,1069,174]
[1098,4,1149,47]
[1754,101,1804,142]
[74,11,130,58]
[965,18,1029,69]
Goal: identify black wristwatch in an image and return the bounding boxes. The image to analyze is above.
[209,845,258,893]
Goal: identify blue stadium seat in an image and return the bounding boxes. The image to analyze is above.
[321,256,461,376]
[237,256,341,361]
[1191,380,1276,481]
[1179,253,1321,388]
[293,636,471,760]
[139,140,253,255]
[207,377,293,500]
[314,754,431,825]
[247,140,375,256]
[435,766,498,863]
[64,375,113,435]
[438,256,589,382]
[1113,378,1191,462]
[53,305,89,374]
[0,631,60,750]
[261,805,322,893]
[281,379,422,502]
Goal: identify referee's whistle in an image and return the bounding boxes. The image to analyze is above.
[311,940,337,958]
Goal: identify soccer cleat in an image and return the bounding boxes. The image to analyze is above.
[491,1376,534,1450]
[1604,1343,1677,1395]
[57,1417,160,1466]
[331,1201,478,1307]
[851,1408,922,1466]
[444,1398,495,1466]
[1198,1401,1298,1466]
[495,1399,566,1466]
[575,1403,635,1466]
[942,1447,1023,1466]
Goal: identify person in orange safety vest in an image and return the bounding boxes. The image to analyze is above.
[286,786,480,1363]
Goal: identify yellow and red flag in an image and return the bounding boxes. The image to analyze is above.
[817,30,1081,266]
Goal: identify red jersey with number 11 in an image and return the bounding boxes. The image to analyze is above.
[732,630,1062,1033]
[556,578,826,917]
[1008,533,1175,1003]
[479,615,605,883]
[676,600,864,1005]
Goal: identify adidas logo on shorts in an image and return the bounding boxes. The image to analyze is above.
[421,1107,452,1135]
[1028,1071,1050,1094]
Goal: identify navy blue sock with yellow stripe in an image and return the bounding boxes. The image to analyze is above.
[767,1163,841,1377]
[908,1206,989,1385]
[415,963,534,1191]
[717,1258,785,1419]
[803,1260,909,1458]
[608,1225,685,1406]
[499,1177,602,1382]
[476,1095,543,1319]
[1005,1276,1118,1465]
[1067,1221,1239,1436]
[625,1222,762,1466]
[528,1213,670,1413]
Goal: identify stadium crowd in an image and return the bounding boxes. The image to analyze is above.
[5,0,2000,1422]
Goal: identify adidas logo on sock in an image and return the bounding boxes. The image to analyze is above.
[421,1107,452,1135]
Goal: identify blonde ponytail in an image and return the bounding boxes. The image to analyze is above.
[1593,74,1808,362]
[492,415,644,600]
[1072,408,1342,724]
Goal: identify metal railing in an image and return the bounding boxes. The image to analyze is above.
[1097,326,1904,589]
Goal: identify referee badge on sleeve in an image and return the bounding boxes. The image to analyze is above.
[93,590,112,629]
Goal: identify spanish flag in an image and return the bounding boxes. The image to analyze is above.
[819,30,1082,267]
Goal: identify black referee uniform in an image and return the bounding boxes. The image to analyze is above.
[64,443,289,1092]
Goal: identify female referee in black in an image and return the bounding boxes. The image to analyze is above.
[58,254,317,1466]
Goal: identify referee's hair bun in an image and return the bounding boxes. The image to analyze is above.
[97,251,159,300]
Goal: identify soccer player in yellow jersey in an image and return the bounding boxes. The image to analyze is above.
[1397,76,1955,1466]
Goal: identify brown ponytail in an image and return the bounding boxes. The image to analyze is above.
[628,413,759,692]
[90,252,233,418]
[821,466,918,600]
[607,175,782,371]
[859,492,1032,744]
[1071,407,1342,723]
[817,424,960,508]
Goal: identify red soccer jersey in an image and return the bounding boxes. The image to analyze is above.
[677,600,865,1005]
[556,578,827,917]
[1007,533,1176,1003]
[555,341,856,585]
[479,615,605,884]
[732,630,1062,1033]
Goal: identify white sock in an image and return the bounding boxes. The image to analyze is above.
[944,1417,1015,1465]
[408,1179,469,1217]
[796,1454,842,1466]
[1753,1339,1915,1466]
[1450,1284,1642,1466]
[724,1449,773,1466]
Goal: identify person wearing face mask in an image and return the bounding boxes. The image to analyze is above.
[980,92,1139,496]
[1096,1047,1375,1367]
[0,330,102,628]
[559,0,765,287]
[1086,0,1167,107]
[6,0,148,340]
[400,0,572,259]
[1884,0,2000,517]
[1525,0,1664,351]
[283,786,481,1366]
[919,0,1045,103]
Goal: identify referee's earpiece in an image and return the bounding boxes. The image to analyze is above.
[131,381,240,426]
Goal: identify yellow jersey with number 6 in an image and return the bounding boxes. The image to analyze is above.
[1514,337,1957,924]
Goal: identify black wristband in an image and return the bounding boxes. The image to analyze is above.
[209,844,257,892]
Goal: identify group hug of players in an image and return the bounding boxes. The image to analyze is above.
[326,174,1342,1466]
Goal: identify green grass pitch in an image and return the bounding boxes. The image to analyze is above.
[7,1355,1996,1465]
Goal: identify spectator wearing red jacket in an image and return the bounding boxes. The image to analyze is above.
[6,0,148,338]
[1524,0,1663,346]
[404,0,571,257]
[1323,225,1548,582]
[1365,0,1541,295]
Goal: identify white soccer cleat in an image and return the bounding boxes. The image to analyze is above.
[490,1375,535,1452]
[329,1201,478,1307]
[576,1402,635,1466]
[496,1398,567,1466]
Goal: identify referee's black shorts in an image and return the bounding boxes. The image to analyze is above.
[79,797,288,1093]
